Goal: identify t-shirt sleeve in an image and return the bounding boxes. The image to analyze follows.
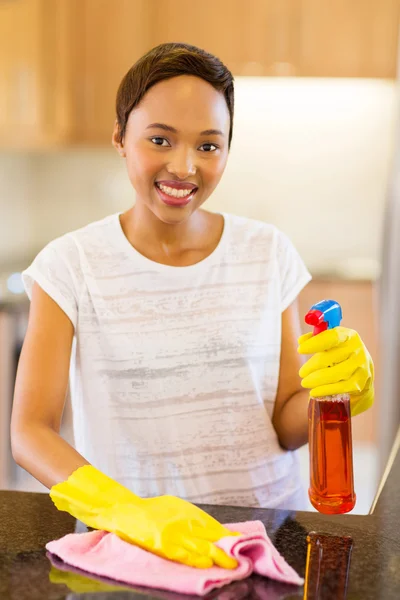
[275,228,312,312]
[22,235,83,328]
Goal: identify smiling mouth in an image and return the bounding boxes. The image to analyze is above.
[154,182,198,206]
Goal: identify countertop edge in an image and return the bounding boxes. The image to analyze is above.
[369,424,400,514]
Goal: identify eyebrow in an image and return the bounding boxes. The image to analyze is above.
[146,123,223,136]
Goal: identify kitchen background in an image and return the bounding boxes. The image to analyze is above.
[1,0,400,514]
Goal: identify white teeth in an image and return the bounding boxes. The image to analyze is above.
[157,183,194,198]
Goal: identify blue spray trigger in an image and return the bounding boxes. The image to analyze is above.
[305,299,342,336]
[311,299,342,329]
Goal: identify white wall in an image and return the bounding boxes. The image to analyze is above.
[210,78,398,278]
[0,155,37,267]
[0,77,398,277]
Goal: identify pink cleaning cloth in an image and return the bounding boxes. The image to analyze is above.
[46,520,304,596]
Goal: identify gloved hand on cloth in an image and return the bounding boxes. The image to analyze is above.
[50,465,238,570]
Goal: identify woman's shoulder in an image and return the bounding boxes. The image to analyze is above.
[221,213,304,269]
[223,212,280,246]
[65,213,120,245]
[41,213,120,256]
[22,213,122,309]
[23,214,120,284]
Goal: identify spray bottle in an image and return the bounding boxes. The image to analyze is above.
[305,299,356,514]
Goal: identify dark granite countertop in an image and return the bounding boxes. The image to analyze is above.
[1,430,399,599]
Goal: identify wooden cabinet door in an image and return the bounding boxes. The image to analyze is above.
[1,0,398,150]
[0,1,14,144]
[75,0,153,145]
[149,0,297,76]
[0,0,77,149]
[297,0,400,78]
[0,0,43,148]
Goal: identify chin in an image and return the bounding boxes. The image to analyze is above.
[150,200,203,225]
[156,208,194,225]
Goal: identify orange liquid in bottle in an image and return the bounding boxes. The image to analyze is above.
[308,393,356,514]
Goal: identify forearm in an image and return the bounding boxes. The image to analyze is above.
[11,423,89,489]
[272,389,309,451]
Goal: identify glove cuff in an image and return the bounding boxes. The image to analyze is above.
[351,385,374,417]
[50,465,142,521]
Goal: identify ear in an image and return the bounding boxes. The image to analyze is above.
[112,120,126,157]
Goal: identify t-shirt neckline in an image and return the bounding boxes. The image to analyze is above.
[113,211,229,275]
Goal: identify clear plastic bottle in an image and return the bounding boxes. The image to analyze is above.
[308,392,356,514]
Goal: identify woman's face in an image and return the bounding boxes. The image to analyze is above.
[112,75,231,225]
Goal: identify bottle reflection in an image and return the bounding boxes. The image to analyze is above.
[303,532,353,600]
[46,525,353,599]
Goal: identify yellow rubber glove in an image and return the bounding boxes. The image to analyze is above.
[50,465,238,570]
[297,326,374,417]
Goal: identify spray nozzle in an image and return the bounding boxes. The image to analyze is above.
[305,299,342,336]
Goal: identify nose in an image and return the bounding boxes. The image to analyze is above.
[166,146,196,179]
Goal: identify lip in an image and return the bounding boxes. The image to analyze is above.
[156,180,198,190]
[154,182,198,207]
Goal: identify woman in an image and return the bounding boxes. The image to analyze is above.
[11,43,374,569]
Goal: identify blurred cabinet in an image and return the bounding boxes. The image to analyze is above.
[297,0,400,78]
[150,0,399,78]
[0,0,78,149]
[0,0,152,149]
[0,0,399,149]
[75,0,151,144]
[149,0,298,76]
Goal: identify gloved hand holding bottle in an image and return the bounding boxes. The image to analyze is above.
[50,465,239,570]
[297,320,374,417]
[296,299,375,514]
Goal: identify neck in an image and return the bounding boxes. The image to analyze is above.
[122,202,205,252]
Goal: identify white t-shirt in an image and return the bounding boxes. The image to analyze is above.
[22,212,311,509]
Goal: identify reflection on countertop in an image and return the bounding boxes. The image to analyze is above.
[0,427,399,599]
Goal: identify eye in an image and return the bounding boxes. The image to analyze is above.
[150,137,170,147]
[199,143,218,152]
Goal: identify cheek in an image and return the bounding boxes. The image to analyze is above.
[126,147,161,187]
[203,154,228,186]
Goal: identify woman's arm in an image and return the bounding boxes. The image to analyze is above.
[11,284,238,570]
[272,299,309,451]
[11,282,89,489]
